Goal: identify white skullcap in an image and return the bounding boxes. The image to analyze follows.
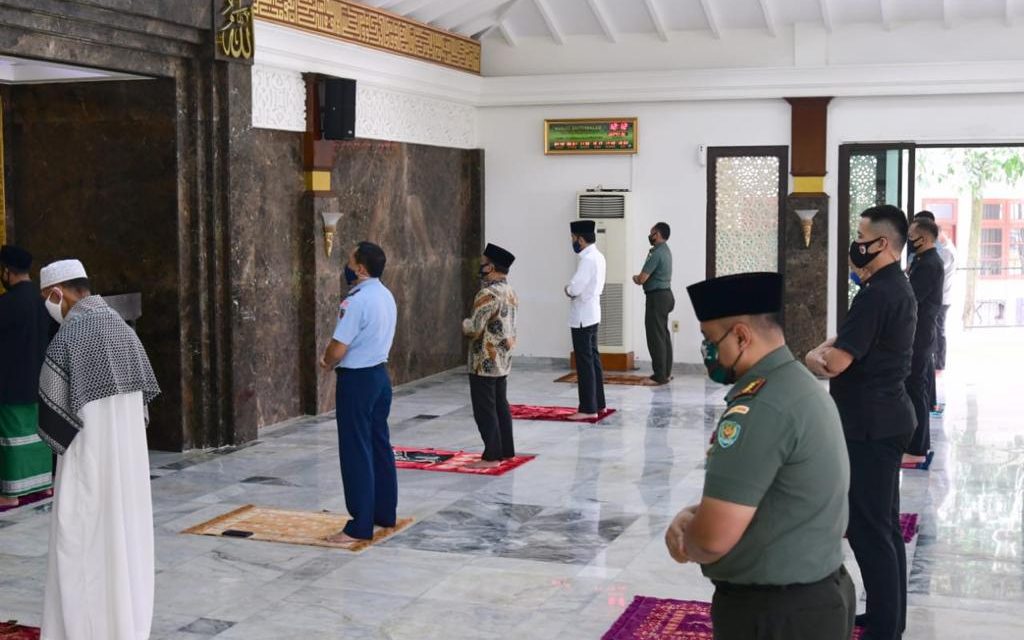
[40,259,88,290]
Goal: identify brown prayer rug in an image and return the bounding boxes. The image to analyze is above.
[182,505,413,552]
[555,372,662,386]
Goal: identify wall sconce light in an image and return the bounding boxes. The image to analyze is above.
[794,209,818,248]
[321,211,343,258]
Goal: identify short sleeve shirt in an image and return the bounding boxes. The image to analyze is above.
[701,346,849,585]
[830,262,917,440]
[641,243,672,293]
[332,278,397,369]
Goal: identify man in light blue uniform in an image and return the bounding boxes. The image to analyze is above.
[319,241,398,545]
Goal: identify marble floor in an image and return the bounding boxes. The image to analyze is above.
[2,332,1022,639]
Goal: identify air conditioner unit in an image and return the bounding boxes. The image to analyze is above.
[576,191,634,356]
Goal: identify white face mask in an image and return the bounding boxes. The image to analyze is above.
[45,289,65,324]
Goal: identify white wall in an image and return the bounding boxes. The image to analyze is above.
[480,100,790,364]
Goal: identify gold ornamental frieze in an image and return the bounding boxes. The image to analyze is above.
[254,0,481,74]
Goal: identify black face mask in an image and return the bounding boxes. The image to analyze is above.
[909,237,924,254]
[648,234,657,246]
[849,238,883,269]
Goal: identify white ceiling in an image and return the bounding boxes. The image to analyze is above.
[361,0,1023,42]
[0,55,142,84]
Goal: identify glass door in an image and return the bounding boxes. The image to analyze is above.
[836,143,916,323]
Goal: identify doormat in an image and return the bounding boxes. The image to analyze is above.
[0,489,52,514]
[901,450,934,470]
[182,505,413,552]
[0,622,39,640]
[555,373,662,386]
[509,405,616,423]
[393,447,534,475]
[601,596,865,640]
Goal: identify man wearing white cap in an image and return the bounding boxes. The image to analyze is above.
[37,259,161,640]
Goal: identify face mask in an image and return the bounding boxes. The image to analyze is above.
[45,289,65,325]
[344,265,358,286]
[849,270,862,286]
[572,240,582,254]
[849,238,883,269]
[700,326,743,385]
[909,237,924,254]
[479,264,492,280]
[648,234,657,246]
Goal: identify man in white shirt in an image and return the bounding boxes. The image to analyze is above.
[564,220,607,420]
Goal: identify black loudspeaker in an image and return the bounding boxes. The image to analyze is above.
[320,77,356,140]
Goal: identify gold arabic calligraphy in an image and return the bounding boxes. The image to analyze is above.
[218,0,254,59]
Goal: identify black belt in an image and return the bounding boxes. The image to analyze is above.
[713,566,846,593]
[644,288,672,295]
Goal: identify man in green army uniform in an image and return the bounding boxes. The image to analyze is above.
[665,271,855,639]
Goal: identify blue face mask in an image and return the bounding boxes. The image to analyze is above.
[572,240,583,254]
[344,265,358,285]
[849,271,862,286]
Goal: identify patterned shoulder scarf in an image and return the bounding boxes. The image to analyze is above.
[38,295,161,454]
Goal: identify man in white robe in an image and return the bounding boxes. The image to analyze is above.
[36,259,160,640]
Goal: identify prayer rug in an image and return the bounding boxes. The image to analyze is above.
[0,489,52,514]
[601,597,866,640]
[0,622,39,640]
[509,405,616,423]
[393,446,534,475]
[901,450,934,470]
[555,373,662,386]
[901,512,919,544]
[182,505,413,552]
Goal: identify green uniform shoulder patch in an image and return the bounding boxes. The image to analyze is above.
[717,420,742,448]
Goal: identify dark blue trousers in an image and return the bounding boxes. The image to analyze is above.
[336,365,397,539]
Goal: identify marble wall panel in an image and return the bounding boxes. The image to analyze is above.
[783,194,830,363]
[4,79,183,449]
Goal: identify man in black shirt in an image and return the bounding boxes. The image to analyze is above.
[904,218,944,466]
[806,205,917,640]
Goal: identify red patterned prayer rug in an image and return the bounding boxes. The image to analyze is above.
[900,512,919,544]
[392,447,534,475]
[0,622,40,640]
[509,405,616,423]
[0,489,52,514]
[901,450,934,470]
[601,597,866,640]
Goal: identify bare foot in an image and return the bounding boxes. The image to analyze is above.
[324,531,364,546]
[0,496,19,508]
[465,459,502,469]
[565,412,599,421]
[902,454,927,466]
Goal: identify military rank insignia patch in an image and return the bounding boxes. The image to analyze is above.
[717,420,742,448]
[723,405,750,418]
[734,377,767,399]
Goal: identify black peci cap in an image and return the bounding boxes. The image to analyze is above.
[0,245,32,271]
[483,243,515,269]
[686,272,783,322]
[570,219,595,235]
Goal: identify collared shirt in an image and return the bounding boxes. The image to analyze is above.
[641,242,672,294]
[830,262,917,441]
[566,244,606,328]
[332,278,397,369]
[702,346,849,585]
[909,248,945,352]
[463,279,518,376]
[0,281,53,405]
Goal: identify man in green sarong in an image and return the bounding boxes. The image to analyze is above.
[0,245,54,507]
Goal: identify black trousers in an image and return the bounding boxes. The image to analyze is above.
[468,374,514,461]
[571,323,606,414]
[644,289,675,383]
[934,304,950,371]
[906,349,935,456]
[711,566,856,640]
[846,436,910,640]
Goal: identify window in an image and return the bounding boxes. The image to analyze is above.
[980,200,1024,279]
[921,198,957,247]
